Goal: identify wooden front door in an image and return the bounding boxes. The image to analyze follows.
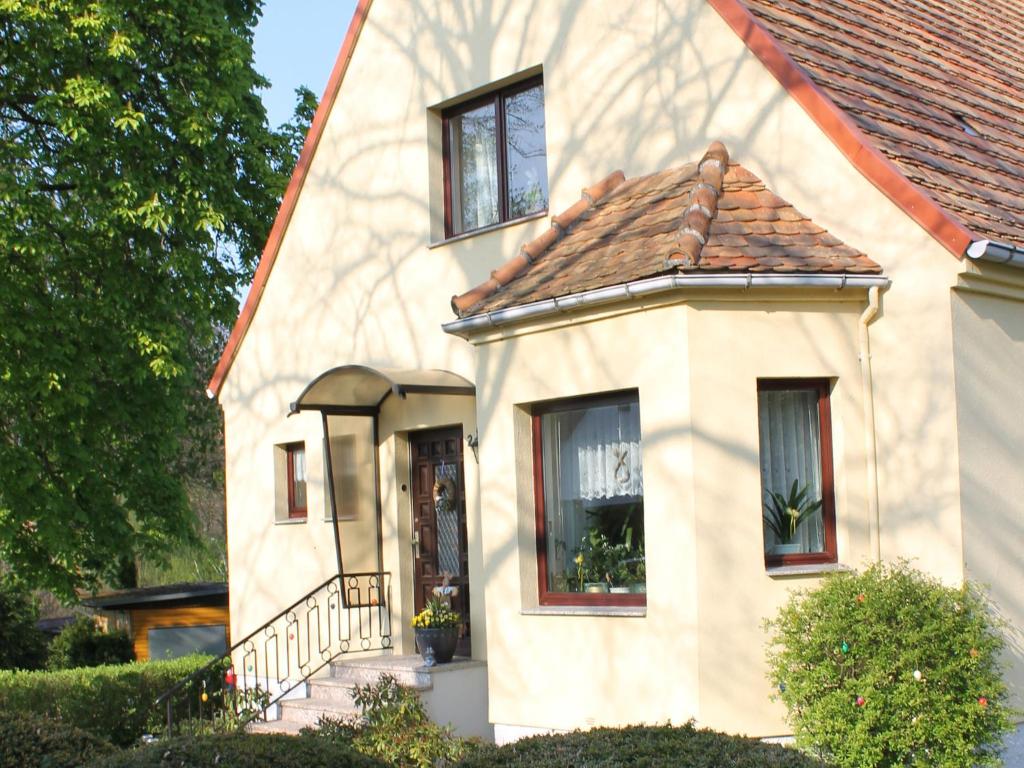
[410,427,470,656]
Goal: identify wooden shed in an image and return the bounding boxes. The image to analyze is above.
[83,582,229,661]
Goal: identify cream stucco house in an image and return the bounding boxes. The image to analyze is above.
[206,0,1023,749]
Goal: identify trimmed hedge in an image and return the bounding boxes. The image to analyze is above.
[93,733,385,768]
[454,723,831,767]
[0,654,214,746]
[0,710,116,768]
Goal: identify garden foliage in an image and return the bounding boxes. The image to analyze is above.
[453,722,829,767]
[766,561,1013,767]
[305,673,479,768]
[0,653,215,746]
[47,615,134,669]
[0,710,116,768]
[92,733,384,768]
[0,576,47,670]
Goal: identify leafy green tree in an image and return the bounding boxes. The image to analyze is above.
[0,0,313,596]
[0,576,47,670]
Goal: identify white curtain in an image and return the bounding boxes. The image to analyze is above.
[469,128,498,229]
[450,107,498,232]
[758,389,823,551]
[542,402,643,580]
[544,403,644,503]
[574,405,643,500]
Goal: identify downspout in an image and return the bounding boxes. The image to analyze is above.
[858,286,882,562]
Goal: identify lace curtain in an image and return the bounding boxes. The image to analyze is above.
[541,400,644,585]
[544,402,644,503]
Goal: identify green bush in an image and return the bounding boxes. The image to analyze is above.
[0,654,215,746]
[0,576,48,670]
[0,710,116,768]
[304,674,479,768]
[453,723,829,767]
[48,616,134,669]
[766,561,1014,768]
[92,733,384,768]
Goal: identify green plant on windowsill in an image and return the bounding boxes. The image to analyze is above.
[571,527,645,592]
[762,479,822,545]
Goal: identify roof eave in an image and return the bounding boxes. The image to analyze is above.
[442,272,890,339]
[206,0,374,400]
[966,240,1024,269]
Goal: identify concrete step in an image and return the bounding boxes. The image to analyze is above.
[278,696,361,727]
[329,654,437,690]
[307,677,360,704]
[247,718,305,736]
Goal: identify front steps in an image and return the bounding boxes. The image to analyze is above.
[248,654,488,737]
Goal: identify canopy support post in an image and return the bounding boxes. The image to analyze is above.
[322,412,345,584]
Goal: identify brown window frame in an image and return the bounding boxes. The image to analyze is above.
[532,390,646,608]
[441,75,547,239]
[757,379,837,568]
[285,442,307,520]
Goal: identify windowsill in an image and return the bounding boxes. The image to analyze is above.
[766,562,851,578]
[521,605,646,618]
[428,210,548,248]
[274,517,307,526]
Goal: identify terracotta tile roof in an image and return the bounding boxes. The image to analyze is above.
[740,0,1024,246]
[451,142,879,317]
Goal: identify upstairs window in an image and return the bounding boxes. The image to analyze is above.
[757,380,836,567]
[533,391,645,606]
[443,77,548,237]
[286,443,307,519]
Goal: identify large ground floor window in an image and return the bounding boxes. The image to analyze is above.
[533,390,645,606]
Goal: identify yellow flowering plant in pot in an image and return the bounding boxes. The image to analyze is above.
[411,595,460,666]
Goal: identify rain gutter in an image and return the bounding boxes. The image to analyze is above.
[442,273,891,338]
[965,240,1024,269]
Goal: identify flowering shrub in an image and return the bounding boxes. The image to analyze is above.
[765,561,1014,767]
[411,596,460,629]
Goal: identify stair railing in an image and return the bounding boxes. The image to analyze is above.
[153,571,392,736]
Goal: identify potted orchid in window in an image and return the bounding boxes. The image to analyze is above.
[762,479,822,556]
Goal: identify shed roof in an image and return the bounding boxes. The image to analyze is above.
[81,582,227,610]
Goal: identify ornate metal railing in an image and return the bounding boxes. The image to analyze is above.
[153,571,392,736]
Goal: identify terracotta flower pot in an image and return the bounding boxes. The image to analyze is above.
[415,626,458,666]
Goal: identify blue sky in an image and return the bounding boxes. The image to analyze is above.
[253,1,358,128]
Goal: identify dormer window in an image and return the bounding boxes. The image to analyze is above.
[443,77,549,237]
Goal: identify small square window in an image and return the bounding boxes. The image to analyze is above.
[286,442,307,519]
[443,77,549,237]
[533,391,646,606]
[757,380,837,567]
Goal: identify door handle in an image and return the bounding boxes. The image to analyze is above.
[412,532,421,559]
